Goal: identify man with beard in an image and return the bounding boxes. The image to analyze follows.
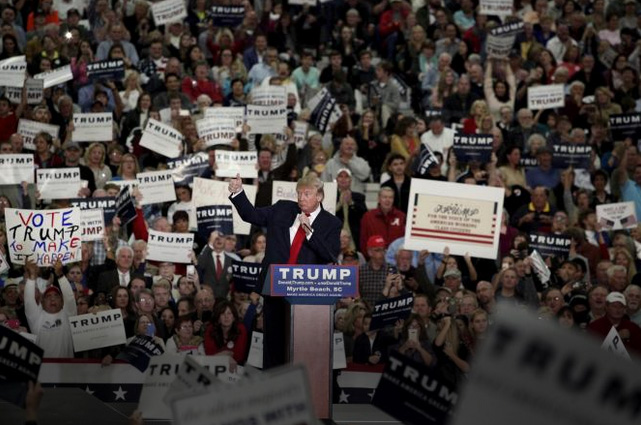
[476,281,496,314]
[624,285,641,327]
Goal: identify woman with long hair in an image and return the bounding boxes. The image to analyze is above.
[497,145,527,189]
[70,40,94,88]
[390,116,420,160]
[394,314,436,366]
[462,100,490,134]
[111,286,136,337]
[33,132,63,168]
[83,142,112,189]
[212,47,247,97]
[430,69,457,109]
[243,232,266,263]
[114,153,139,181]
[484,58,516,121]
[433,311,469,388]
[120,92,152,144]
[119,70,144,113]
[0,34,21,60]
[204,300,248,367]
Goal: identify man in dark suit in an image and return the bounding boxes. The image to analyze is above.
[95,246,136,295]
[229,173,342,368]
[197,230,233,299]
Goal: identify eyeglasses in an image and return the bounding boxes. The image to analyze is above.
[546,296,562,302]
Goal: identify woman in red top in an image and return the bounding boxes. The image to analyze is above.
[204,300,248,367]
[181,62,224,104]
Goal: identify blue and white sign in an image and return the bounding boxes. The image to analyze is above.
[270,265,358,298]
[232,260,262,293]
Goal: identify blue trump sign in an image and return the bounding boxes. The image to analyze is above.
[270,265,359,299]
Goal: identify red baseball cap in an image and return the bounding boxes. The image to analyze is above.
[366,235,386,249]
[43,286,61,298]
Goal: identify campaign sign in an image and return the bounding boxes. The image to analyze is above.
[167,152,210,184]
[192,177,256,235]
[480,0,512,15]
[601,326,630,360]
[0,154,34,185]
[0,55,27,87]
[528,84,565,110]
[79,208,105,242]
[551,144,591,169]
[210,5,244,27]
[450,303,641,425]
[486,34,516,59]
[69,196,117,225]
[246,332,263,368]
[6,78,44,105]
[490,21,524,36]
[5,207,81,266]
[373,351,457,425]
[137,170,177,205]
[147,230,194,264]
[231,260,262,293]
[72,112,114,142]
[162,356,217,406]
[37,167,83,199]
[33,64,73,88]
[596,201,637,230]
[270,265,358,300]
[519,155,539,168]
[17,119,60,151]
[69,309,127,352]
[204,106,245,131]
[293,121,309,148]
[415,144,439,176]
[196,205,233,240]
[369,293,414,331]
[246,105,287,134]
[151,0,187,26]
[528,232,571,258]
[196,118,236,147]
[116,335,165,372]
[609,113,641,142]
[309,88,341,133]
[86,59,125,82]
[0,325,44,406]
[115,186,137,225]
[333,332,347,370]
[452,133,493,163]
[214,151,258,178]
[140,118,184,158]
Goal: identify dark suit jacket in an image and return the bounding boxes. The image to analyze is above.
[336,191,368,251]
[230,190,342,292]
[197,246,233,299]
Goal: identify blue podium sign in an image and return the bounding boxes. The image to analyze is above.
[269,265,358,304]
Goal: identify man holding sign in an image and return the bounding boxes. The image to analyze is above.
[228,173,341,368]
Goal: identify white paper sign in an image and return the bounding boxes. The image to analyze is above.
[250,85,287,106]
[6,78,44,105]
[246,105,287,134]
[486,34,516,59]
[246,331,263,369]
[37,167,83,200]
[151,0,188,25]
[0,251,9,274]
[333,332,347,370]
[136,170,177,205]
[596,201,637,230]
[293,121,309,149]
[601,326,631,360]
[140,119,183,158]
[34,64,74,89]
[404,178,505,259]
[204,107,245,131]
[214,151,257,178]
[192,177,256,235]
[271,180,337,215]
[451,303,641,425]
[17,119,60,151]
[79,209,104,241]
[69,309,127,352]
[147,230,194,263]
[162,356,218,406]
[480,0,513,16]
[0,154,34,185]
[72,113,114,142]
[0,56,27,87]
[196,119,236,147]
[528,84,565,110]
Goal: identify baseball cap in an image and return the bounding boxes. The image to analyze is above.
[606,292,626,306]
[366,235,386,249]
[336,168,352,177]
[443,269,462,279]
[43,286,62,298]
[62,140,81,150]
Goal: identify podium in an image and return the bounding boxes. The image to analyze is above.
[266,264,359,420]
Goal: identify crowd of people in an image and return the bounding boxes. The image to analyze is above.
[0,0,641,399]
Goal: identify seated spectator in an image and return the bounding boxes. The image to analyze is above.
[165,315,204,355]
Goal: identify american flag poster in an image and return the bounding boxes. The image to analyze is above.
[403,179,505,259]
[596,201,637,230]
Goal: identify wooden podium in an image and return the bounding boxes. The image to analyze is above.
[267,264,359,420]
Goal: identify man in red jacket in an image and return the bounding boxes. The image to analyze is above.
[360,187,406,254]
[588,292,641,356]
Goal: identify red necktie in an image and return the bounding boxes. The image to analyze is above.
[216,254,223,280]
[288,214,310,264]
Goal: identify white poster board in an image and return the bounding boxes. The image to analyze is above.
[272,180,337,215]
[403,179,505,259]
[140,119,183,158]
[80,209,105,241]
[486,34,516,59]
[245,105,287,134]
[6,78,44,105]
[250,85,287,106]
[333,332,347,369]
[601,326,631,360]
[17,119,60,151]
[69,309,127,352]
[136,170,177,205]
[204,107,245,131]
[34,65,74,88]
[151,0,188,26]
[0,56,27,87]
[72,113,114,142]
[196,119,236,147]
[0,154,34,184]
[528,84,565,110]
[37,168,84,199]
[214,151,258,178]
[479,0,513,16]
[246,331,263,369]
[596,201,637,230]
[192,178,256,235]
[146,230,194,263]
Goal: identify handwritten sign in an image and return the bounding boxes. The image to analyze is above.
[151,0,187,26]
[137,170,177,205]
[0,154,34,185]
[246,105,287,134]
[6,207,81,265]
[214,151,257,178]
[69,309,127,352]
[72,113,114,142]
[147,230,194,263]
[192,177,256,235]
[140,118,183,158]
[528,85,565,110]
[79,208,105,241]
[196,119,236,147]
[596,201,637,230]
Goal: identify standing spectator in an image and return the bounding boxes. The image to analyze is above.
[322,136,371,194]
[360,187,406,251]
[588,292,641,354]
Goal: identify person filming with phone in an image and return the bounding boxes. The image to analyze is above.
[392,313,436,367]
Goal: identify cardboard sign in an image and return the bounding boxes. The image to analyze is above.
[140,119,183,158]
[147,230,194,264]
[596,201,637,230]
[167,152,210,184]
[333,332,347,370]
[36,167,83,199]
[270,265,359,298]
[192,177,256,235]
[551,144,591,169]
[204,107,244,132]
[86,59,125,82]
[0,325,44,406]
[246,105,287,134]
[609,113,641,142]
[72,113,114,142]
[373,351,457,425]
[490,21,525,36]
[246,332,263,368]
[17,119,59,151]
[271,180,337,215]
[601,326,631,359]
[69,196,117,225]
[0,55,27,87]
[250,86,287,106]
[451,303,641,425]
[528,232,571,258]
[210,5,245,27]
[5,207,81,265]
[79,208,105,241]
[151,0,187,26]
[528,85,565,110]
[69,309,127,352]
[452,133,493,162]
[6,78,44,105]
[214,151,257,178]
[136,170,177,205]
[196,118,236,147]
[486,34,516,59]
[480,0,512,15]
[33,64,73,88]
[116,335,164,372]
[231,260,262,293]
[404,179,505,259]
[308,88,341,133]
[115,186,137,225]
[369,293,414,331]
[196,205,233,240]
[0,154,34,185]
